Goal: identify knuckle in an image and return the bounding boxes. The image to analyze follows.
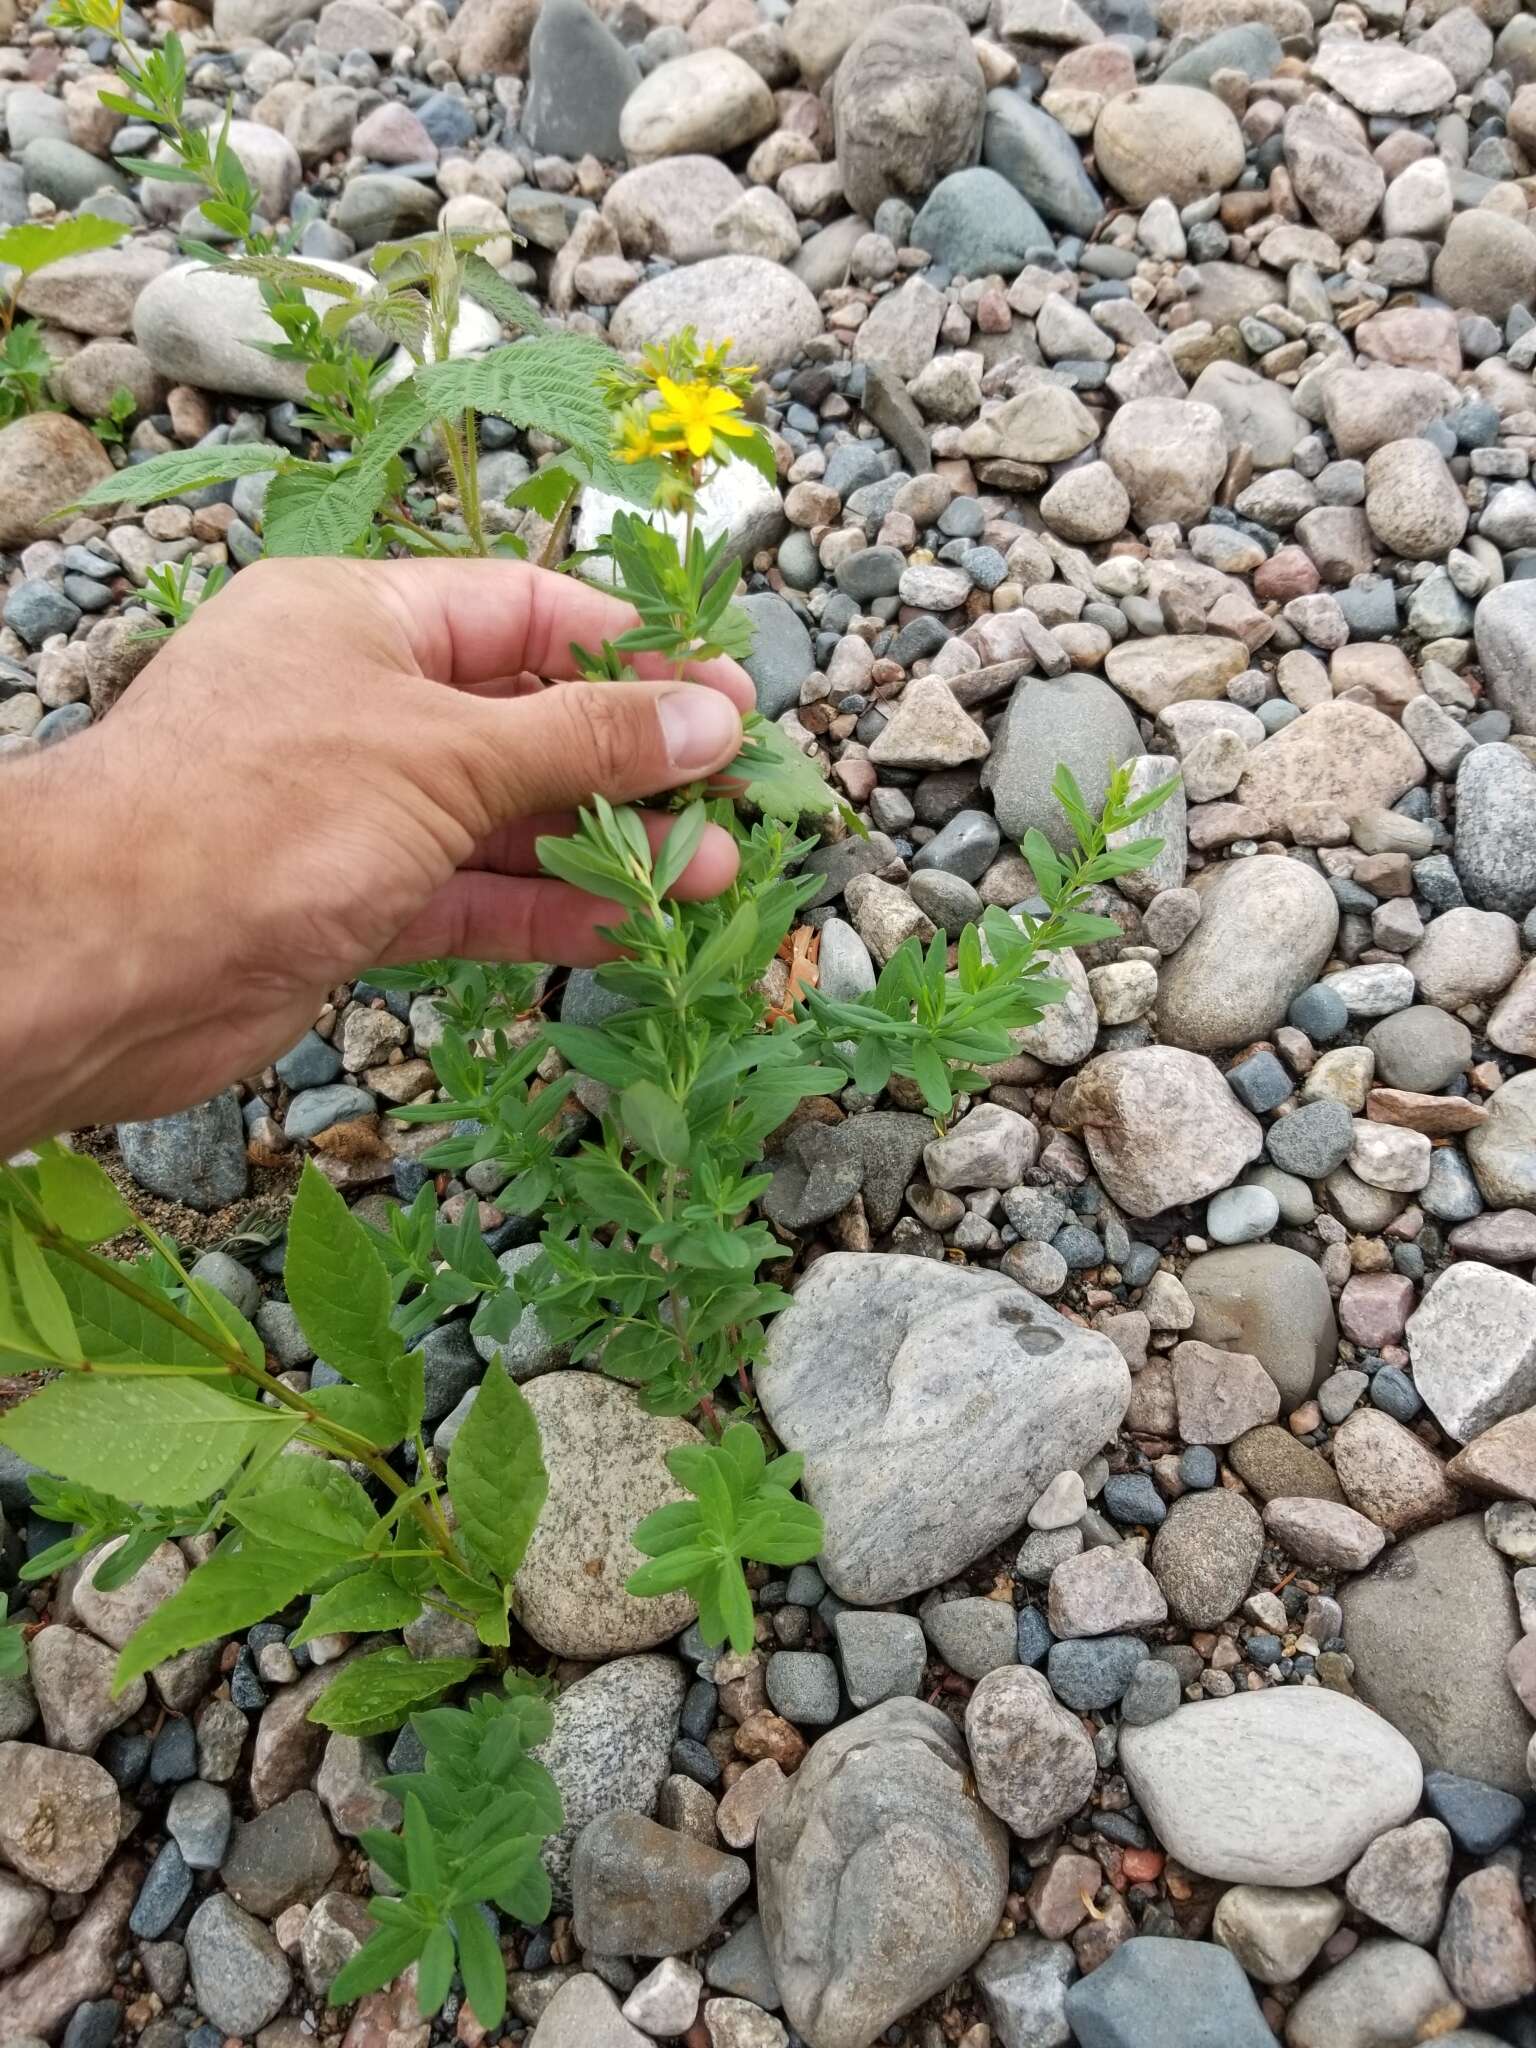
[565,686,648,795]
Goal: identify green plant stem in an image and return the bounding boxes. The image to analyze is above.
[440,416,487,557]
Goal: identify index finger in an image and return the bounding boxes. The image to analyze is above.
[362,557,757,714]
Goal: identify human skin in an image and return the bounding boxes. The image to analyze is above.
[1,555,752,1156]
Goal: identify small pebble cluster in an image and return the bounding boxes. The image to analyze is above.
[3,0,1536,2042]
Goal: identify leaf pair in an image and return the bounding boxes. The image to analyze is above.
[626,1422,822,1654]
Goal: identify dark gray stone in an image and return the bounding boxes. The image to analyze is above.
[981,89,1103,236]
[982,676,1140,850]
[117,1093,248,1212]
[1453,743,1536,916]
[737,591,814,719]
[911,167,1051,279]
[1046,1634,1144,1710]
[1064,1935,1274,2048]
[1264,1098,1354,1178]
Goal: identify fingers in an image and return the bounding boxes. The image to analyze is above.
[382,819,740,967]
[456,673,743,819]
[465,805,736,879]
[364,557,756,713]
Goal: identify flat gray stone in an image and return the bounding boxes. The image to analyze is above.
[1339,1515,1534,1795]
[756,1255,1129,1603]
[1120,1688,1423,1885]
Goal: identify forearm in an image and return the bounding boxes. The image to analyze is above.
[1,746,138,1157]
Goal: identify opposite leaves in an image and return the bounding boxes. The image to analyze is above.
[626,1422,822,1654]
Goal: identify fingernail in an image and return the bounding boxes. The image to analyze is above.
[659,688,740,773]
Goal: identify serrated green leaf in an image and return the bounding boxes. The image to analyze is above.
[31,1144,136,1244]
[69,442,286,510]
[306,1647,481,1737]
[0,212,127,278]
[0,1375,293,1508]
[8,1222,78,1359]
[460,253,545,336]
[114,1530,320,1690]
[285,1163,407,1403]
[446,1367,547,1588]
[730,713,842,826]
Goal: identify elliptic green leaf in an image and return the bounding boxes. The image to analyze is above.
[0,1374,293,1508]
[31,1144,136,1244]
[446,1367,547,1588]
[285,1163,404,1391]
[305,1647,481,1737]
[114,1530,320,1690]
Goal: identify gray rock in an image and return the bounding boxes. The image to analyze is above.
[116,1093,248,1212]
[1161,21,1281,87]
[705,1914,780,2009]
[610,255,822,377]
[1156,857,1338,1055]
[1364,1006,1472,1093]
[1046,1635,1145,1711]
[1120,1657,1182,1726]
[1121,1688,1423,1885]
[167,1780,233,1871]
[1265,1098,1354,1179]
[982,676,1141,851]
[756,1254,1129,1603]
[1064,1936,1274,2048]
[184,1895,291,2038]
[571,1813,748,1957]
[527,1974,649,2047]
[333,172,439,246]
[22,137,129,209]
[1453,743,1536,917]
[510,1374,702,1659]
[832,1610,926,1708]
[533,1655,686,1900]
[981,88,1103,236]
[1058,1047,1264,1219]
[1149,1489,1263,1628]
[1345,1817,1453,1945]
[967,1665,1096,1838]
[29,1626,143,1754]
[522,0,639,161]
[134,259,379,403]
[1406,1261,1536,1441]
[220,1790,339,1918]
[765,1650,840,1724]
[1467,1069,1536,1210]
[1341,1516,1533,1794]
[1285,1939,1460,2048]
[282,1082,375,1141]
[1474,580,1536,734]
[737,593,813,720]
[833,5,986,221]
[920,1595,1018,1680]
[756,1698,1008,2048]
[973,1935,1075,2048]
[911,167,1050,278]
[1181,1245,1336,1408]
[470,1243,567,1379]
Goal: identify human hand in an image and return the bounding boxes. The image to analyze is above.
[4,556,752,1151]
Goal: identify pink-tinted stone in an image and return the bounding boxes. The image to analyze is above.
[1254,544,1320,603]
[1338,1271,1416,1349]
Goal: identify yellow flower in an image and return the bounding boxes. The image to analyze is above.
[652,375,754,459]
[615,409,677,464]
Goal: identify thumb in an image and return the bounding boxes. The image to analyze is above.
[463,677,745,819]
